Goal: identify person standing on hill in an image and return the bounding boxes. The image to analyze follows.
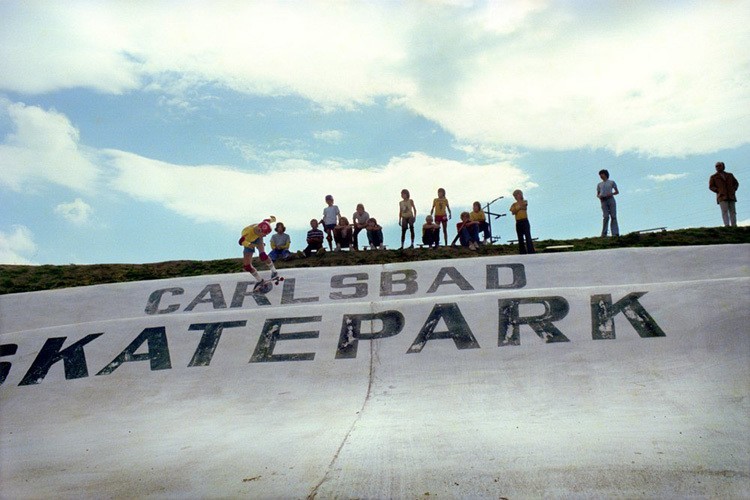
[398,189,417,249]
[430,188,452,246]
[320,194,341,251]
[596,169,620,237]
[510,190,535,254]
[709,161,739,227]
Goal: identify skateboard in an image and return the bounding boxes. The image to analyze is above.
[252,275,284,294]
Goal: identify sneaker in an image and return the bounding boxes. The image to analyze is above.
[271,270,278,279]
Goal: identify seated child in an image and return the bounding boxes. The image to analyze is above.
[334,216,353,250]
[470,201,491,243]
[451,211,481,250]
[304,219,325,257]
[352,203,370,250]
[366,218,384,249]
[422,215,440,248]
[269,222,291,261]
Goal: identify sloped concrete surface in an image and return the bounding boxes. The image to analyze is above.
[1,245,748,498]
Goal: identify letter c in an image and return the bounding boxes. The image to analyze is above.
[145,287,184,315]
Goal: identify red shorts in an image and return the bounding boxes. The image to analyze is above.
[434,215,448,224]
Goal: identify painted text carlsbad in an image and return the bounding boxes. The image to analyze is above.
[0,263,665,387]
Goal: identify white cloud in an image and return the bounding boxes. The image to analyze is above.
[408,3,750,157]
[0,100,100,192]
[453,143,521,162]
[0,2,141,94]
[220,136,313,165]
[104,149,533,232]
[0,225,37,264]
[647,173,688,182]
[1,2,748,156]
[0,99,532,233]
[54,198,93,225]
[314,130,344,144]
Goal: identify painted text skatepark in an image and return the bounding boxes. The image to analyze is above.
[1,245,748,498]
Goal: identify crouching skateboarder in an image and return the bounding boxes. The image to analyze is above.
[239,216,280,292]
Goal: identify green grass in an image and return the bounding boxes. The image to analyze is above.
[1,226,747,295]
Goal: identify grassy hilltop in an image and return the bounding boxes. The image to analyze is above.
[1,226,748,295]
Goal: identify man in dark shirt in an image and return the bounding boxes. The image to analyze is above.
[709,162,740,227]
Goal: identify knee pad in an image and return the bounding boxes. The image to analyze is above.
[259,252,269,262]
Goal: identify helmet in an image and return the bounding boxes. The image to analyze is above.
[257,220,272,235]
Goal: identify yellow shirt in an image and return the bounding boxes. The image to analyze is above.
[240,224,264,248]
[510,201,528,221]
[469,210,486,223]
[432,197,449,217]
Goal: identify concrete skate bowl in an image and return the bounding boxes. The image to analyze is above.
[1,245,748,498]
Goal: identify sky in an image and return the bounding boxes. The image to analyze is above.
[1,0,748,265]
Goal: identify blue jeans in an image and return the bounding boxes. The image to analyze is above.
[269,249,290,261]
[367,229,383,247]
[600,197,619,236]
[515,218,535,254]
[458,224,480,246]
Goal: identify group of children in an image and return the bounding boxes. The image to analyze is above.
[300,196,385,256]
[239,188,537,283]
[404,187,535,254]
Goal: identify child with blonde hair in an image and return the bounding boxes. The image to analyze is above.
[510,190,535,254]
[422,215,440,248]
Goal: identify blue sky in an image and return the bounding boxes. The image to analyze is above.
[1,0,748,265]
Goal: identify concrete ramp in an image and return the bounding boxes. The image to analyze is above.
[1,245,748,498]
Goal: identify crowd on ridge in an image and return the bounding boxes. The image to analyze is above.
[238,163,740,283]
